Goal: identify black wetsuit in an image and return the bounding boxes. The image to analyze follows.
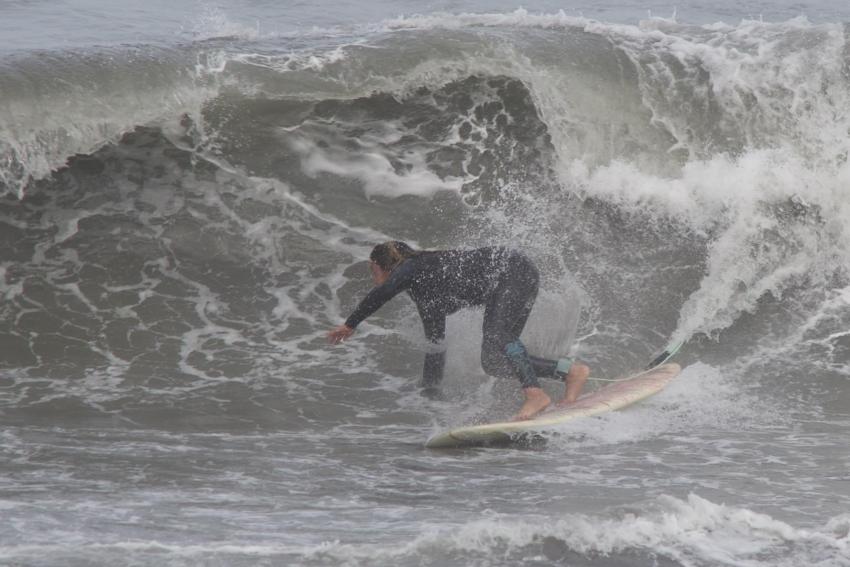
[344,247,561,389]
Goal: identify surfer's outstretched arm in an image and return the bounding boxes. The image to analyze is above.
[344,260,415,329]
[327,259,415,344]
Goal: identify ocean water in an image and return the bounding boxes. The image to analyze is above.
[1,1,850,566]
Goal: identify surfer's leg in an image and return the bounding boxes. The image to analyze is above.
[480,257,550,420]
[480,326,540,386]
[503,253,585,382]
[481,335,550,421]
[480,261,539,386]
[529,354,590,404]
[504,253,590,403]
[528,354,558,376]
[557,359,590,406]
[497,255,591,403]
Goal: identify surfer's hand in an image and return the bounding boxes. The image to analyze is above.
[327,324,354,344]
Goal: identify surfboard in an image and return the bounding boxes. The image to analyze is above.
[424,362,681,448]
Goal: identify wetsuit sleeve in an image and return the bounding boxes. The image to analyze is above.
[419,311,446,389]
[344,260,414,329]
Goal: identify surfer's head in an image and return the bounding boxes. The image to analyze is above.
[369,241,416,284]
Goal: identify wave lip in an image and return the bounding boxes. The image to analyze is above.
[0,46,223,198]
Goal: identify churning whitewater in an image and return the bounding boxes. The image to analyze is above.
[0,5,848,567]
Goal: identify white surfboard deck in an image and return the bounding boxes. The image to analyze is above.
[425,362,681,448]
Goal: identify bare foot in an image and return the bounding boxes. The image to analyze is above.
[557,362,590,407]
[512,387,551,421]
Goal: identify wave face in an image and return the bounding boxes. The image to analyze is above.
[1,10,849,567]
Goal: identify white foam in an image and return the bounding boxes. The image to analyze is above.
[288,127,466,199]
[566,147,850,342]
[0,264,23,301]
[381,8,588,32]
[4,494,842,566]
[188,5,261,41]
[541,362,776,449]
[564,18,850,342]
[230,46,350,73]
[132,493,842,567]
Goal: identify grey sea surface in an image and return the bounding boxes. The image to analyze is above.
[1,1,849,566]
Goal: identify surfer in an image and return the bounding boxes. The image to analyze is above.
[327,242,589,420]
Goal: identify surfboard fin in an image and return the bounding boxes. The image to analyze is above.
[645,340,683,370]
